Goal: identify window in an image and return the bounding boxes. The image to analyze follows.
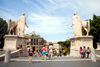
[42,40,44,42]
[34,43,35,45]
[34,39,35,42]
[31,43,33,45]
[37,39,38,42]
[31,39,33,42]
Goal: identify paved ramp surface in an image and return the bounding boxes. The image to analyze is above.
[0,57,100,67]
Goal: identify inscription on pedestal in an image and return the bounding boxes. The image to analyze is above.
[6,39,15,41]
[83,39,91,48]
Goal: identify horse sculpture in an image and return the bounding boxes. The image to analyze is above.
[7,19,17,35]
[82,20,90,36]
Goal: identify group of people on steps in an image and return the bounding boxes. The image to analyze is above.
[80,46,91,58]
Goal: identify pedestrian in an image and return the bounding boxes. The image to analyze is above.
[82,46,86,58]
[37,52,39,57]
[59,49,62,57]
[63,49,66,56]
[17,45,20,49]
[34,51,35,57]
[53,49,54,56]
[34,51,35,54]
[36,52,38,57]
[19,45,23,57]
[42,45,46,60]
[56,49,59,57]
[46,49,49,57]
[86,47,91,58]
[39,52,42,57]
[49,43,54,60]
[27,46,30,51]
[80,47,83,58]
[28,47,34,64]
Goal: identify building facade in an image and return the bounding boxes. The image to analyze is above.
[53,42,62,50]
[24,31,46,52]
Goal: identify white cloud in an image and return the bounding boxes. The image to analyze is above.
[48,0,54,3]
[26,12,72,34]
[0,7,14,12]
[0,10,16,22]
[1,0,100,42]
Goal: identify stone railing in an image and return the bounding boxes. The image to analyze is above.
[96,43,100,50]
[0,50,20,61]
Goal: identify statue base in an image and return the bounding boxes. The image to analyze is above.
[3,35,28,57]
[70,36,93,57]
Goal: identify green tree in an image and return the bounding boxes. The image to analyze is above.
[58,41,70,52]
[89,14,100,49]
[0,18,8,49]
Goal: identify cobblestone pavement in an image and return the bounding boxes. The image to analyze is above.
[0,57,100,67]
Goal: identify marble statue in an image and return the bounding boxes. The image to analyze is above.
[7,19,17,35]
[82,20,90,36]
[71,12,82,37]
[70,12,92,57]
[16,12,28,36]
[7,12,28,36]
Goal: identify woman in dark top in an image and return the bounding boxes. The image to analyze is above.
[28,47,34,64]
[86,47,91,58]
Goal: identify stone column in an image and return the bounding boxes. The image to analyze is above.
[4,49,11,63]
[91,49,96,62]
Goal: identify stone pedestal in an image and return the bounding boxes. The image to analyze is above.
[96,43,100,50]
[91,49,96,62]
[4,49,11,63]
[3,35,28,56]
[70,36,93,57]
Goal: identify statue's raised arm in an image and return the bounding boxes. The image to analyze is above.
[25,17,28,27]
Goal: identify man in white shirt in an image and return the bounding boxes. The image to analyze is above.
[27,46,30,51]
[49,43,53,60]
[56,49,59,57]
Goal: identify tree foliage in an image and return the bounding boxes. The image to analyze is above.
[58,41,70,52]
[0,18,8,49]
[89,14,100,49]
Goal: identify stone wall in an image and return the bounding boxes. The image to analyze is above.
[3,35,28,57]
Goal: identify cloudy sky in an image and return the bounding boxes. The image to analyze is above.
[0,0,100,42]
